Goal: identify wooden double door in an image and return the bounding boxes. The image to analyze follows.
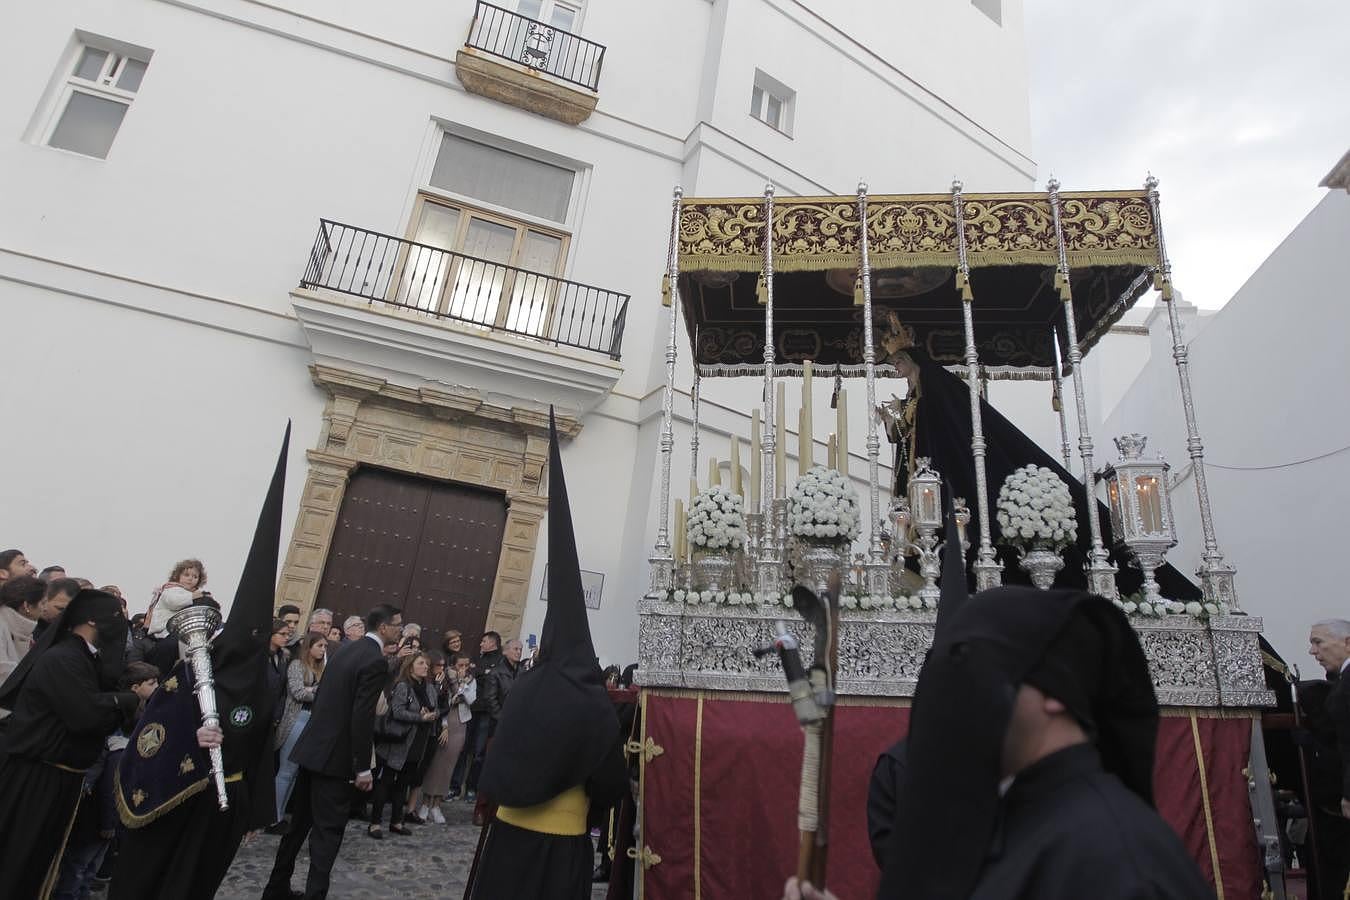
[315,467,508,655]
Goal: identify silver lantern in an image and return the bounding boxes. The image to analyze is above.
[1103,434,1176,607]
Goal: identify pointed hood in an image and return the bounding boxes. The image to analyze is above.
[539,409,600,686]
[212,423,290,691]
[0,588,127,706]
[881,587,1158,898]
[479,407,619,808]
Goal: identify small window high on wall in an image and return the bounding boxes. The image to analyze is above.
[750,70,794,137]
[43,38,152,159]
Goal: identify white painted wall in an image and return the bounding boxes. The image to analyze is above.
[1099,190,1350,666]
[2,0,1034,665]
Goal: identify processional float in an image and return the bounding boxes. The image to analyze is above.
[630,179,1285,900]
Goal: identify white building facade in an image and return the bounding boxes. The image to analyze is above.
[2,0,1046,663]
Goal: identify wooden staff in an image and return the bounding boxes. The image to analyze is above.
[795,571,841,888]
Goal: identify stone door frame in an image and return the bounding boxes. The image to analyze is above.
[277,364,578,640]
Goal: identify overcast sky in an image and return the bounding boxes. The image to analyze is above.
[1024,0,1350,309]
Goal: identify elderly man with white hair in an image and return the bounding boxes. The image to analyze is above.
[1307,618,1350,900]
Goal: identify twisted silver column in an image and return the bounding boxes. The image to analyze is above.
[650,186,682,593]
[1146,175,1239,610]
[1048,178,1117,599]
[952,180,1003,590]
[757,185,781,597]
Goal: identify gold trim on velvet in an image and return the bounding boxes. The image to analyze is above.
[676,191,1157,273]
[1160,707,1260,720]
[114,767,243,829]
[1190,714,1226,900]
[625,736,666,764]
[642,687,911,708]
[637,691,649,900]
[694,693,704,900]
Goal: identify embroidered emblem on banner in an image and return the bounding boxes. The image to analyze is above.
[132,789,147,807]
[229,706,253,728]
[179,755,197,775]
[137,723,166,758]
[162,676,179,693]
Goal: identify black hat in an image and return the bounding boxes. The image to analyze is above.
[880,587,1157,899]
[478,408,618,807]
[0,588,127,707]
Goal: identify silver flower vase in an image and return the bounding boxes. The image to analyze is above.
[791,537,849,596]
[691,549,736,593]
[1019,546,1065,590]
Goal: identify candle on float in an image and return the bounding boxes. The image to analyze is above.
[775,384,787,496]
[709,456,720,487]
[1137,477,1162,533]
[801,360,814,471]
[729,435,743,497]
[827,433,837,470]
[690,476,698,504]
[798,407,810,476]
[749,410,762,511]
[836,388,849,478]
[674,498,686,562]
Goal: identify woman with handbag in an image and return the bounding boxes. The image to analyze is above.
[369,651,436,838]
[273,633,326,823]
[416,652,475,823]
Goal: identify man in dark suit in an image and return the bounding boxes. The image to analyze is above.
[1306,619,1350,900]
[262,603,403,900]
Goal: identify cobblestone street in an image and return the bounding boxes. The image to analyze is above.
[215,800,609,899]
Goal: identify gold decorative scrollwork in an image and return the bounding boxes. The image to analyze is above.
[625,737,665,764]
[179,755,197,775]
[676,191,1159,273]
[627,845,663,869]
[136,724,166,759]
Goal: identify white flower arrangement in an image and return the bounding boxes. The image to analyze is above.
[671,588,771,607]
[788,466,862,543]
[786,593,925,611]
[686,485,746,552]
[1113,593,1230,619]
[995,465,1078,551]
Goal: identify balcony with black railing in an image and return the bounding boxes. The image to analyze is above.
[454,1,606,124]
[300,220,628,361]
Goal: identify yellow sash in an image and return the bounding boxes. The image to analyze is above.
[496,784,589,836]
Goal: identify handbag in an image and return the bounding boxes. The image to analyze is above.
[373,688,412,742]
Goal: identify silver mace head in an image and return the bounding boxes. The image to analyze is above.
[167,605,222,647]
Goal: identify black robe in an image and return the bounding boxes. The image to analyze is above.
[967,744,1213,900]
[0,635,137,900]
[110,652,277,899]
[470,739,628,900]
[867,739,907,869]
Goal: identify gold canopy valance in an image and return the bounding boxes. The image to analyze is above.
[678,191,1157,272]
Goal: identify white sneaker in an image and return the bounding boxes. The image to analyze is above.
[417,804,430,821]
[430,806,446,825]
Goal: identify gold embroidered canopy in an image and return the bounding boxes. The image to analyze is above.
[676,190,1160,379]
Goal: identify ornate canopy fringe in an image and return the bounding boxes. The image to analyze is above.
[676,189,1159,379]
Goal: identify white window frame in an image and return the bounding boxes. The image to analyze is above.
[38,36,152,159]
[750,69,795,137]
[516,0,585,32]
[419,123,587,239]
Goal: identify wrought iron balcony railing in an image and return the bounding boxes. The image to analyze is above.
[465,1,606,92]
[301,220,628,361]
